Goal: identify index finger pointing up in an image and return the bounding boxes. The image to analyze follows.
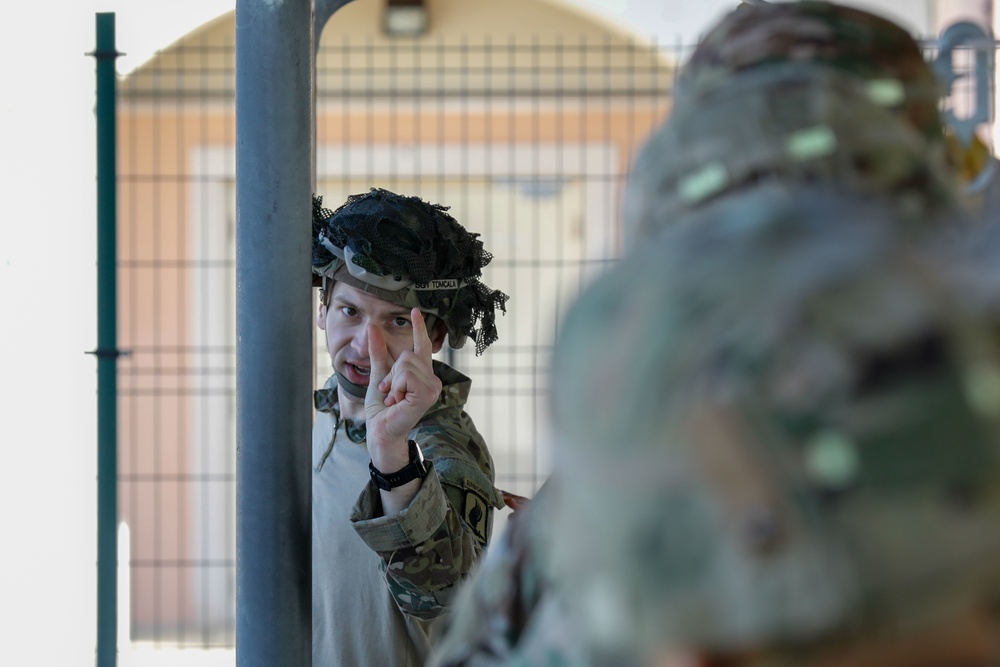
[411,307,433,361]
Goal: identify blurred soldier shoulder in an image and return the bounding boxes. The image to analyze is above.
[547,184,1000,667]
[428,480,588,667]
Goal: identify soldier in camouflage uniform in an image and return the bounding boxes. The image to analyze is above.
[429,3,972,666]
[544,184,1000,667]
[310,188,509,666]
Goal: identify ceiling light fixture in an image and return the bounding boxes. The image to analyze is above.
[384,0,428,37]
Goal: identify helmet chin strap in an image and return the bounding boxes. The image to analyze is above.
[335,371,369,400]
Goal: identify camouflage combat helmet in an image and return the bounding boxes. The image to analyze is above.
[623,65,959,246]
[312,188,509,355]
[546,184,1000,658]
[675,0,945,143]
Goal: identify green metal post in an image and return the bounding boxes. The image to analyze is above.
[92,12,120,667]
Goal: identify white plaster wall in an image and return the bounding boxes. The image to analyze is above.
[523,0,998,60]
[934,0,992,31]
[579,0,961,45]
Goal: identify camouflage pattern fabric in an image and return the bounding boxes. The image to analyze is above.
[624,64,959,245]
[429,481,591,667]
[623,0,962,246]
[675,0,945,143]
[546,183,1000,660]
[315,360,504,619]
[428,3,983,662]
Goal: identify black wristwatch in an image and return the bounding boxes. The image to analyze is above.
[369,440,429,491]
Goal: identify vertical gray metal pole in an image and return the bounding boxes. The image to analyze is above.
[235,0,314,665]
[92,12,120,667]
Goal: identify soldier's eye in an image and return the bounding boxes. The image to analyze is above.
[855,330,948,395]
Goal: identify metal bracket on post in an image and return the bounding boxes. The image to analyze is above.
[315,0,358,44]
[932,20,996,148]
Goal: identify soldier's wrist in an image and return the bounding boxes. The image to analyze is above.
[370,440,428,491]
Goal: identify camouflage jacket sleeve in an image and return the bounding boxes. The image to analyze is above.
[350,411,503,619]
[427,508,539,666]
[429,481,586,667]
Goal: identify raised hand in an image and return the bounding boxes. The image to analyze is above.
[364,308,443,475]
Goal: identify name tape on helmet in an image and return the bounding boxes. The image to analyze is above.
[413,279,462,290]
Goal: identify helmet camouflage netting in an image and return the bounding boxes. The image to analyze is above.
[546,185,1000,656]
[312,189,508,355]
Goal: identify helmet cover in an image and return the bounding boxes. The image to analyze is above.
[675,0,945,143]
[312,188,509,355]
[624,65,958,246]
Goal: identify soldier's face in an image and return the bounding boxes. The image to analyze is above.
[317,281,445,405]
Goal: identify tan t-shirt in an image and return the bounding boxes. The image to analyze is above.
[312,412,436,666]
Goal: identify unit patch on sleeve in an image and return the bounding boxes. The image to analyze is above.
[463,489,491,543]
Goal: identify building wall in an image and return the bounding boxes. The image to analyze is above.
[118,0,1000,645]
[118,0,674,643]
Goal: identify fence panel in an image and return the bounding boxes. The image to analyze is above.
[118,11,676,648]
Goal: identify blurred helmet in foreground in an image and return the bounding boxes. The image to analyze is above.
[623,65,959,246]
[547,184,1000,660]
[675,0,945,143]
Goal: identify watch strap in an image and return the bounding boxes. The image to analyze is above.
[369,440,428,491]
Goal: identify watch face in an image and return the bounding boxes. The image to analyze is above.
[411,440,426,469]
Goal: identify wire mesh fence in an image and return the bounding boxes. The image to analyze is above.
[117,9,677,648]
[114,3,998,652]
